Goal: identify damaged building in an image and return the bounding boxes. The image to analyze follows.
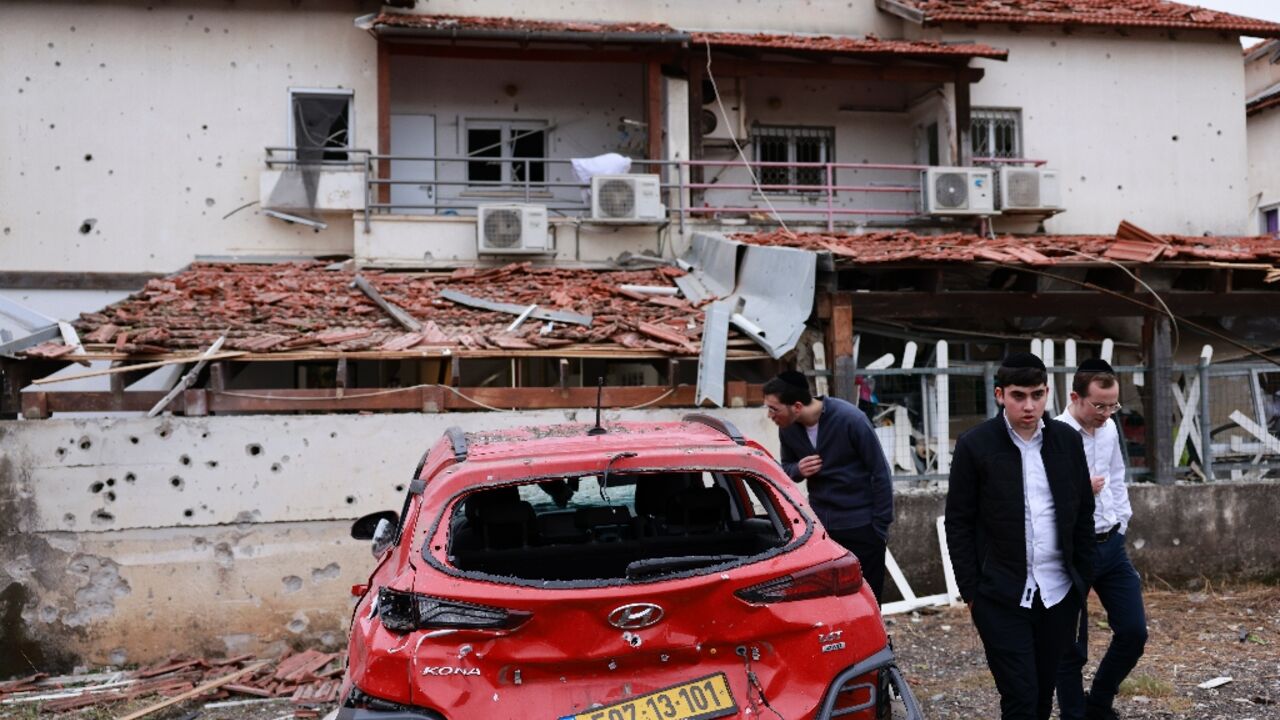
[3,0,1280,672]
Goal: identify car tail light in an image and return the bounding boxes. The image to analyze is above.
[735,553,863,604]
[378,587,531,633]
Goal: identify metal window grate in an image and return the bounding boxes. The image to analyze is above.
[750,125,834,192]
[972,108,1022,159]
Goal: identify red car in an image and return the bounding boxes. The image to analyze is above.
[339,415,922,720]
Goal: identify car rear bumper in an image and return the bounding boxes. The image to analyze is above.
[817,645,925,720]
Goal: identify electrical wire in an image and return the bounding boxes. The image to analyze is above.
[703,39,792,235]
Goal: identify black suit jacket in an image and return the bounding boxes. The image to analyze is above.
[945,414,1095,607]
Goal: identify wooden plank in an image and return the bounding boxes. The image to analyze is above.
[442,386,703,411]
[1228,410,1280,455]
[40,391,174,414]
[955,79,972,166]
[646,59,663,161]
[830,293,855,402]
[116,661,268,720]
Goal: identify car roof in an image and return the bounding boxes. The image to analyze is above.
[457,421,745,464]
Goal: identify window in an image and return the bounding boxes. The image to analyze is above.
[290,89,353,162]
[1262,205,1280,235]
[972,108,1022,160]
[750,125,834,193]
[466,120,548,187]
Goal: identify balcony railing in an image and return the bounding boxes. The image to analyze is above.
[262,149,1049,233]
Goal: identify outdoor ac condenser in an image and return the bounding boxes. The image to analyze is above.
[476,204,550,254]
[922,167,996,216]
[998,167,1064,213]
[590,174,666,221]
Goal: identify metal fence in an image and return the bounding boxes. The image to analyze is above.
[846,362,1280,485]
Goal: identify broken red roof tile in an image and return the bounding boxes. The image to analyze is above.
[1103,240,1166,263]
[23,342,77,359]
[892,0,1280,37]
[691,31,1008,59]
[738,229,1280,266]
[371,13,678,36]
[68,262,706,357]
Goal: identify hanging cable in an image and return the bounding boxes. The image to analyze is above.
[704,39,792,235]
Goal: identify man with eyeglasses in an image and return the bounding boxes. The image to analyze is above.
[1055,359,1147,720]
[763,370,894,602]
[946,352,1094,720]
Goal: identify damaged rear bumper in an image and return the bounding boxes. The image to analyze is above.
[817,645,925,720]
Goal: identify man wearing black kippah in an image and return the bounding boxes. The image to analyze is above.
[1055,359,1146,720]
[763,370,894,602]
[946,352,1095,720]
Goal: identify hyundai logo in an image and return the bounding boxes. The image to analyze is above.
[608,602,664,630]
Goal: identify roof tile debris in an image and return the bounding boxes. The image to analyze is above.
[892,0,1280,36]
[689,31,1008,59]
[61,262,709,358]
[0,650,342,716]
[738,229,1280,265]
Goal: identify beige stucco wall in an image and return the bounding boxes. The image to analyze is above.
[913,25,1251,235]
[1247,106,1280,228]
[0,1,378,274]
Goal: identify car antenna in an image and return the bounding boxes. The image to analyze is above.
[588,376,607,435]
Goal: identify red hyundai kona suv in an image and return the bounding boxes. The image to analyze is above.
[339,414,922,720]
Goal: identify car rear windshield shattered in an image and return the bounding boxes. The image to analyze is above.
[445,470,793,582]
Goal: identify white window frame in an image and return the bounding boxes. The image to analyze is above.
[972,107,1022,160]
[750,124,835,196]
[463,119,550,192]
[288,87,355,158]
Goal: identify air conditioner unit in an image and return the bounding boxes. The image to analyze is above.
[922,167,996,216]
[590,174,666,221]
[998,167,1064,213]
[702,78,746,142]
[475,204,549,254]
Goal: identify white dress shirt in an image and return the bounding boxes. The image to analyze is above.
[1003,413,1073,609]
[1056,410,1133,534]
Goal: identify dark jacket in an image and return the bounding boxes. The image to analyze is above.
[945,414,1095,607]
[778,396,894,538]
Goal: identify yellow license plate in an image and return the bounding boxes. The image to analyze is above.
[564,672,738,720]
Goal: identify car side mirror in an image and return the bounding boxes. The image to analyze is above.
[351,510,398,541]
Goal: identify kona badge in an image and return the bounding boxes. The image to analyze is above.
[607,602,664,630]
[421,666,481,677]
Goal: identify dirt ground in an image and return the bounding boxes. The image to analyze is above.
[892,584,1280,719]
[6,585,1278,720]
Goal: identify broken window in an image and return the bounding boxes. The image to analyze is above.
[290,89,353,162]
[750,125,834,193]
[443,470,792,583]
[465,120,547,187]
[972,108,1022,160]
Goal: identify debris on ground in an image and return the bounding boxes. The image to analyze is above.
[0,649,344,718]
[892,585,1280,719]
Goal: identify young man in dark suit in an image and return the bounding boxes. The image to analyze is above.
[764,370,894,602]
[945,353,1095,720]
